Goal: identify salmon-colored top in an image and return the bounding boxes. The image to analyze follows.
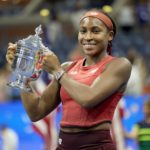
[60,55,123,127]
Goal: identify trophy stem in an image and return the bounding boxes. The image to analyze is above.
[15,74,24,87]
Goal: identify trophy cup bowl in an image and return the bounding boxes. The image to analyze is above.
[7,25,45,91]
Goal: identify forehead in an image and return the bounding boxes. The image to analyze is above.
[80,17,106,28]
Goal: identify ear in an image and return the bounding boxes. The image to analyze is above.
[108,30,114,41]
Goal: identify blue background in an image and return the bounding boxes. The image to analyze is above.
[0,101,44,150]
[0,95,150,150]
[123,95,150,150]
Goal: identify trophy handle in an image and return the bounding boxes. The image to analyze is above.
[30,46,47,80]
[30,56,43,80]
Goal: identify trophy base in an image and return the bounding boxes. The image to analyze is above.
[7,81,32,92]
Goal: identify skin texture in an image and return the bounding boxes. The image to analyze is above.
[6,16,132,132]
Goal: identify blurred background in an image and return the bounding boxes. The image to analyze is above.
[0,0,150,150]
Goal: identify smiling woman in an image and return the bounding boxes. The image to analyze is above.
[6,9,132,150]
[79,9,116,56]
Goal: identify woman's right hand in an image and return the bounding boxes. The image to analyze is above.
[6,43,16,65]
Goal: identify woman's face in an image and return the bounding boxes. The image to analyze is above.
[78,17,113,57]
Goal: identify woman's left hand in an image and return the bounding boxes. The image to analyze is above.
[40,49,62,74]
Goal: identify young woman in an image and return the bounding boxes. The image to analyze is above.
[6,9,132,150]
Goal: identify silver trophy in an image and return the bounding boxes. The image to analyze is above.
[7,25,46,91]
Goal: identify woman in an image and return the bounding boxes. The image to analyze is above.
[6,9,132,150]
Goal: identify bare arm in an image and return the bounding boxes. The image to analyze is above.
[35,49,131,108]
[20,78,61,122]
[59,58,132,108]
[5,43,73,122]
[20,61,73,122]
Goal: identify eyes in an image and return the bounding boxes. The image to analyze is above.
[79,27,102,34]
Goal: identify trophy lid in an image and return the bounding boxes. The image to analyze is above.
[35,25,43,36]
[18,25,43,48]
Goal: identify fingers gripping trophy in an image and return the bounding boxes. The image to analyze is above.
[7,25,47,91]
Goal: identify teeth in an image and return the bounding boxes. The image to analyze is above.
[83,44,95,45]
[84,44,95,49]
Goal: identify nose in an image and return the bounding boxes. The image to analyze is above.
[84,31,93,40]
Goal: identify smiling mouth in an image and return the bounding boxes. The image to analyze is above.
[83,43,96,45]
[83,43,96,46]
[83,44,96,49]
[82,42,96,45]
[82,41,97,45]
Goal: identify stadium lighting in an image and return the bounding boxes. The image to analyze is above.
[40,8,50,17]
[102,5,113,13]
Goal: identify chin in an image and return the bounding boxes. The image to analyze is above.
[84,49,100,56]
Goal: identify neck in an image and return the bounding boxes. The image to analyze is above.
[85,51,108,66]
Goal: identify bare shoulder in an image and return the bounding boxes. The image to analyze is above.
[61,61,74,71]
[111,57,132,69]
[106,57,132,76]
